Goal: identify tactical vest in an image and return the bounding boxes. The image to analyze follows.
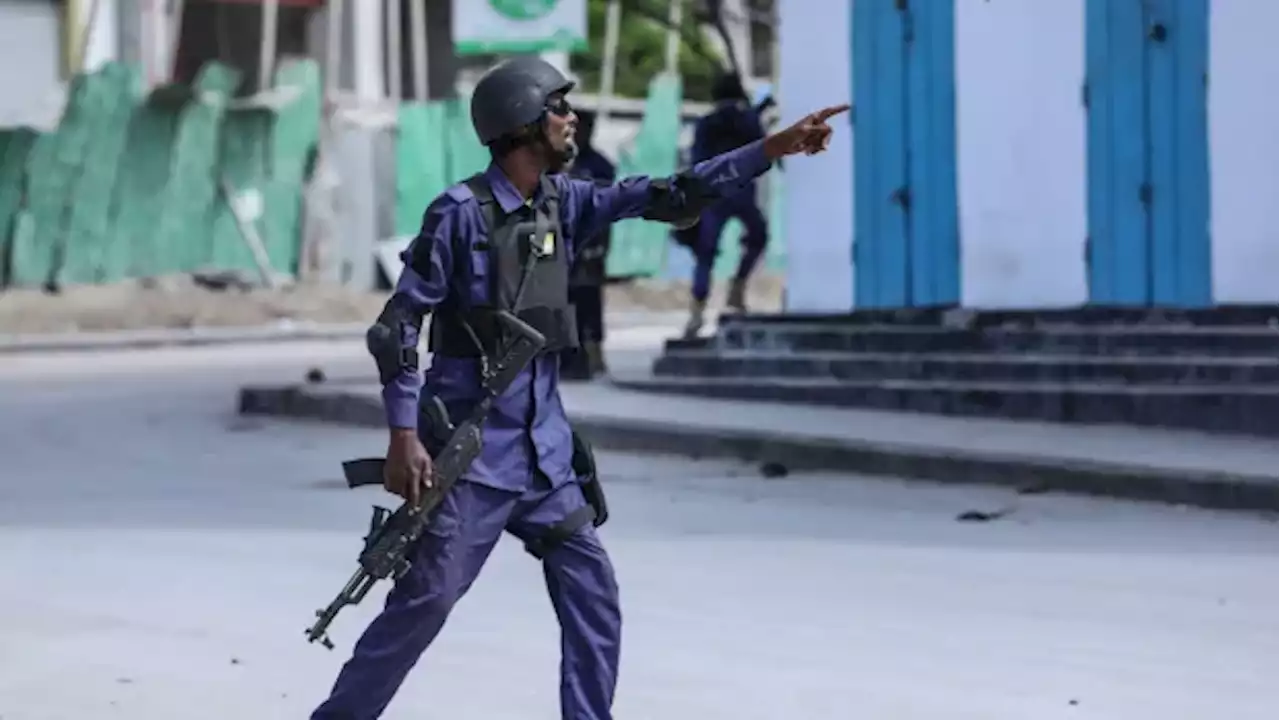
[428,174,579,358]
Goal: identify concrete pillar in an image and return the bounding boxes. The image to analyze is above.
[114,0,144,68]
[351,0,385,101]
[329,0,386,289]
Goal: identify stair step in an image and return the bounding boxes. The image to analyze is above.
[662,336,713,352]
[612,375,1278,438]
[653,350,1279,385]
[714,324,1278,356]
[720,304,1279,328]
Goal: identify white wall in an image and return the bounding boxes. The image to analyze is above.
[1209,2,1278,304]
[0,0,65,129]
[0,0,121,129]
[82,0,119,73]
[955,0,1088,309]
[777,0,853,311]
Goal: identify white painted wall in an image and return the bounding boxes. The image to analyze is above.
[1209,1,1278,304]
[351,0,386,101]
[777,0,853,311]
[955,0,1088,309]
[82,0,119,74]
[0,0,65,129]
[0,0,122,129]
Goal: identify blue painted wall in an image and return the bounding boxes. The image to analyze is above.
[1085,0,1211,307]
[851,0,959,309]
[778,0,1274,311]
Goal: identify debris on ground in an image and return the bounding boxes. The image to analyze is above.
[759,461,790,478]
[955,505,1017,522]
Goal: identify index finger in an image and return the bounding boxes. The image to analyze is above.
[407,468,421,505]
[811,104,852,122]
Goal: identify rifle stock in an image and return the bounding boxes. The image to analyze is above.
[343,458,386,488]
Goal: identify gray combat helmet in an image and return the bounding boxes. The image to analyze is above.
[470,56,576,146]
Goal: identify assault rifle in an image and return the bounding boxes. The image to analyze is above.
[305,310,546,649]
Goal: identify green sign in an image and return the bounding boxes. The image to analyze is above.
[455,0,586,55]
[488,0,558,21]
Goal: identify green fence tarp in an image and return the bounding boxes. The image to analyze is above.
[0,58,321,289]
[394,95,495,238]
[395,102,451,237]
[2,56,789,292]
[443,98,490,183]
[209,107,272,272]
[154,63,241,274]
[9,125,65,286]
[263,58,322,272]
[60,62,143,284]
[0,127,39,285]
[607,72,682,279]
[106,84,181,280]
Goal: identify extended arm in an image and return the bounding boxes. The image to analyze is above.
[563,139,773,244]
[368,203,457,430]
[559,101,848,260]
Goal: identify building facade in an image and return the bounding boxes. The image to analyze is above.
[778,0,1277,312]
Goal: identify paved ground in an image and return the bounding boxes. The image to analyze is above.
[0,341,1275,719]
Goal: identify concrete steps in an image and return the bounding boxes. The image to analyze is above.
[714,304,1279,328]
[655,350,1278,385]
[614,375,1276,437]
[706,323,1278,356]
[637,305,1279,437]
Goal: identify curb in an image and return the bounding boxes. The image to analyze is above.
[239,383,388,428]
[236,384,1279,514]
[0,323,366,354]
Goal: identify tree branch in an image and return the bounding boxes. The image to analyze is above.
[702,0,742,77]
[616,0,729,71]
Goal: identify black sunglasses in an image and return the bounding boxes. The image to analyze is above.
[545,96,573,117]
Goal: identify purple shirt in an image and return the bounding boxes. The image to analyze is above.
[384,139,771,491]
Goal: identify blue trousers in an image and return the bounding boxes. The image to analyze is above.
[692,192,770,302]
[311,477,621,719]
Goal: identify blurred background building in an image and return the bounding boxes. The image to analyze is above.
[0,0,783,296]
[0,0,1274,312]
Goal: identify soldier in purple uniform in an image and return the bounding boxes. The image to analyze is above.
[683,72,777,338]
[559,109,617,381]
[309,55,848,720]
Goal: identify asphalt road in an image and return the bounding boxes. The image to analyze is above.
[0,342,1274,720]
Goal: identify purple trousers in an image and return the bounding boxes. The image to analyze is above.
[692,191,770,302]
[311,477,621,719]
